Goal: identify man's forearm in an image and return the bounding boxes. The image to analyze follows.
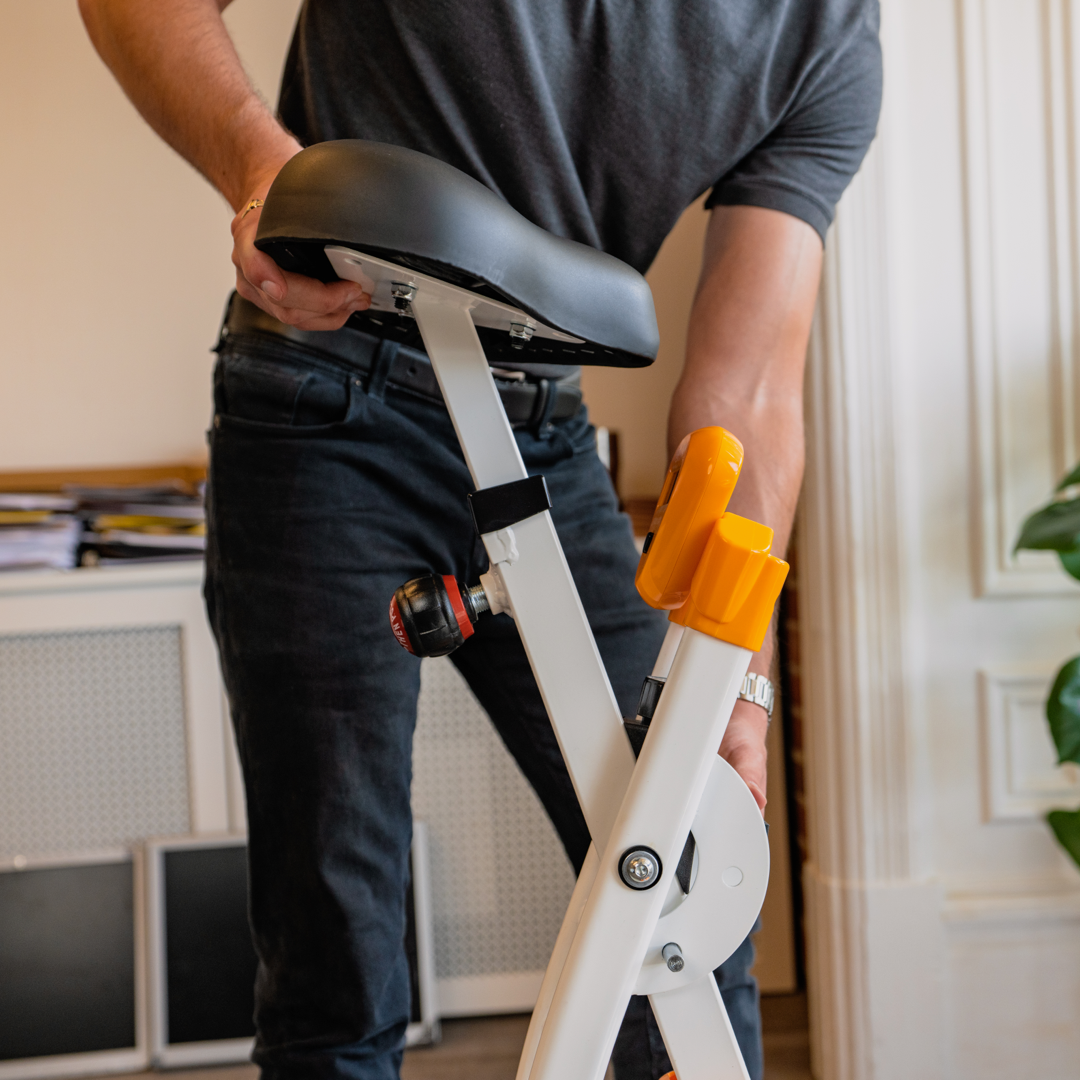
[664,206,820,810]
[79,0,300,210]
[668,205,820,676]
[668,382,803,681]
[81,0,367,329]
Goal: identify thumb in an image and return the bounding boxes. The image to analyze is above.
[259,275,285,302]
[236,231,288,304]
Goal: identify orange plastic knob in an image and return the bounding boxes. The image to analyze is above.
[670,513,789,651]
[635,427,744,610]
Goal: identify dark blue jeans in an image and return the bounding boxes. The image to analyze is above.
[203,328,762,1080]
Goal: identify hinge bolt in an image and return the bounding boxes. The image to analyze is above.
[619,847,662,890]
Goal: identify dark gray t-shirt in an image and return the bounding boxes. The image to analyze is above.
[278,0,881,274]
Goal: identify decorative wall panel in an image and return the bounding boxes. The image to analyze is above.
[962,0,1080,594]
[978,667,1080,819]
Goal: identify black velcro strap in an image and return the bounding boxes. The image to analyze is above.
[468,475,552,535]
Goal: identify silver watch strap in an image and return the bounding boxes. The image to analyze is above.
[738,673,775,718]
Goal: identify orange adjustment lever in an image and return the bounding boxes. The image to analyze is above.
[636,427,788,651]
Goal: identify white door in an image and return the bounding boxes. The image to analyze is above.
[800,2,1080,1078]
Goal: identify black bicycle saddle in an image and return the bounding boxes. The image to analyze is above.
[256,141,659,368]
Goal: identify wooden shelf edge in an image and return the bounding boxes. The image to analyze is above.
[0,462,207,494]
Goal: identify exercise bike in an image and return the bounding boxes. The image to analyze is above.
[256,141,788,1080]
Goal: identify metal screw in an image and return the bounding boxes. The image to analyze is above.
[466,583,490,615]
[619,847,662,890]
[391,282,417,314]
[509,322,535,349]
[662,942,685,972]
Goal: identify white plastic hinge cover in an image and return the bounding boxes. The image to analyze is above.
[479,567,512,617]
[483,526,519,566]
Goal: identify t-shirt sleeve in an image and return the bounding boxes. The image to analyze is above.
[705,10,882,242]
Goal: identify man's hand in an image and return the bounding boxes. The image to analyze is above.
[720,699,769,811]
[230,170,370,331]
[670,204,823,812]
[80,0,369,330]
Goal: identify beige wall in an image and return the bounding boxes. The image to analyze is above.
[1,0,701,493]
[582,200,708,499]
[0,0,302,473]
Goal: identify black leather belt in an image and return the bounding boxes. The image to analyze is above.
[218,295,583,430]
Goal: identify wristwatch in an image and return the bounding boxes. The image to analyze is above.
[738,673,775,719]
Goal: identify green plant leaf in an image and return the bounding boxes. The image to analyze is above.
[1047,657,1080,765]
[1057,462,1080,491]
[1047,808,1080,871]
[1015,498,1080,552]
[1059,548,1080,581]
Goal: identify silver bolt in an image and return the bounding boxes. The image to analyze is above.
[619,847,661,890]
[509,322,535,349]
[467,583,490,615]
[662,942,685,972]
[390,282,417,314]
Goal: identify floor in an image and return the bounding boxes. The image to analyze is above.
[758,994,812,1080]
[124,994,810,1080]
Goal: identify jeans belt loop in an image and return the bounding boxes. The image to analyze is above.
[367,339,400,402]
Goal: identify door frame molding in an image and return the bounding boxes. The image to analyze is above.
[798,10,946,1072]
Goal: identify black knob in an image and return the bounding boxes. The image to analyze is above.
[389,573,488,657]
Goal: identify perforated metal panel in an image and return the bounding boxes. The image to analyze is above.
[0,626,191,860]
[411,658,575,982]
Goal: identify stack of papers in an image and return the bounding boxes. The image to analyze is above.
[0,494,80,571]
[75,483,205,566]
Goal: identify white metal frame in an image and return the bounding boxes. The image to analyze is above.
[0,848,147,1080]
[330,249,770,1080]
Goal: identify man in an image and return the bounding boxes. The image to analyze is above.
[79,3,880,1078]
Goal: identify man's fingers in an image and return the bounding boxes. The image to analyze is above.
[260,278,285,302]
[236,244,367,310]
[232,209,370,327]
[722,744,767,812]
[718,699,769,813]
[234,260,370,326]
[235,274,369,330]
[236,243,287,301]
[276,269,369,313]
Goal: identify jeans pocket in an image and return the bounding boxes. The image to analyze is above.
[214,348,351,429]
